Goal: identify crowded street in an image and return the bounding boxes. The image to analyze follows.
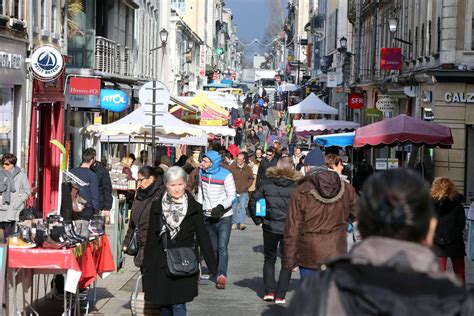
[2,0,474,315]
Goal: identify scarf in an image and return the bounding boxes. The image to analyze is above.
[160,192,188,240]
[0,166,20,205]
[136,180,159,201]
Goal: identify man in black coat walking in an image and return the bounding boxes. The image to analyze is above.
[256,148,278,189]
[88,148,113,220]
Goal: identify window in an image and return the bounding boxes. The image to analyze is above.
[41,0,48,30]
[421,24,425,56]
[171,0,186,15]
[51,0,57,33]
[12,0,19,19]
[0,88,13,153]
[0,1,4,15]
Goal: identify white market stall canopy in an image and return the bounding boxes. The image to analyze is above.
[100,133,208,146]
[288,93,338,115]
[198,125,236,137]
[82,106,205,137]
[294,119,360,132]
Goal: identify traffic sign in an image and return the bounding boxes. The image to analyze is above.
[139,81,170,113]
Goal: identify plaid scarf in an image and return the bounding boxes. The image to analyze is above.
[160,192,188,240]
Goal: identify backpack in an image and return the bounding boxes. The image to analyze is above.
[71,186,88,213]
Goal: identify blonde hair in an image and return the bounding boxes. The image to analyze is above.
[121,157,133,168]
[431,177,459,200]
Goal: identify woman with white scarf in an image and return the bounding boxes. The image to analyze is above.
[142,166,217,316]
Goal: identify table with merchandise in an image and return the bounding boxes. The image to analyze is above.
[6,216,115,315]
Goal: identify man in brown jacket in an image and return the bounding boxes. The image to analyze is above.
[229,153,254,230]
[284,148,359,280]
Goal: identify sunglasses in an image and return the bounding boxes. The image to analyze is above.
[137,176,150,182]
[3,162,11,166]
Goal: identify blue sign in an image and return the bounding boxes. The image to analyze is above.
[100,89,129,112]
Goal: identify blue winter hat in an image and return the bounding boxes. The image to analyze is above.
[304,148,325,167]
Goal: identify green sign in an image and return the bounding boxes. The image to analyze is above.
[214,47,224,56]
[366,108,382,118]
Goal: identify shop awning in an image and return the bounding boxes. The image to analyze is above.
[288,93,338,115]
[187,93,230,122]
[82,106,205,137]
[354,114,454,148]
[314,132,355,148]
[294,119,360,132]
[181,95,238,110]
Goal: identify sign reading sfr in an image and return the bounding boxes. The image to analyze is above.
[100,89,129,112]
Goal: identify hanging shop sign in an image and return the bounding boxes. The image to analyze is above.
[366,108,383,119]
[69,77,101,96]
[348,93,364,109]
[327,72,337,88]
[100,89,129,112]
[380,48,402,71]
[30,45,64,81]
[199,45,207,77]
[376,95,397,112]
[444,92,474,103]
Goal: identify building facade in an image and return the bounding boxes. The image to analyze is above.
[349,0,474,196]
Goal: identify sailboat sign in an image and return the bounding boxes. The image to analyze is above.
[30,45,64,81]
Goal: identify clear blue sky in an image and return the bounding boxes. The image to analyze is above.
[225,0,286,62]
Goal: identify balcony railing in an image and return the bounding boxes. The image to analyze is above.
[347,0,356,23]
[94,36,131,76]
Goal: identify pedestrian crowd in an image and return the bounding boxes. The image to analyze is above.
[1,95,473,315]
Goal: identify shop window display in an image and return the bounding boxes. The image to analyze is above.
[0,88,12,153]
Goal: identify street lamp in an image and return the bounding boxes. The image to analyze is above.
[150,28,169,52]
[160,28,169,44]
[387,18,412,45]
[388,17,398,33]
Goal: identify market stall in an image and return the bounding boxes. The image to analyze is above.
[288,93,338,115]
[294,119,360,133]
[7,231,114,315]
[353,114,454,171]
[314,132,355,148]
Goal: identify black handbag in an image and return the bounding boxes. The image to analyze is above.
[161,215,198,277]
[125,228,139,256]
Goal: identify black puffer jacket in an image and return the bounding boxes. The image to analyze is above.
[433,195,466,257]
[249,167,301,235]
[91,162,113,211]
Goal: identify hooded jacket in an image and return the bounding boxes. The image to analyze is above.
[288,237,472,316]
[249,167,301,235]
[196,150,236,218]
[284,167,359,269]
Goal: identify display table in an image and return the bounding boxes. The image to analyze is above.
[7,235,115,315]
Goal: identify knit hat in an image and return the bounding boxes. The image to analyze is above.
[304,148,325,167]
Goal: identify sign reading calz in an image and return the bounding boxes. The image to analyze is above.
[444,92,474,103]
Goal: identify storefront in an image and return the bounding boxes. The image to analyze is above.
[0,36,27,160]
[420,77,474,198]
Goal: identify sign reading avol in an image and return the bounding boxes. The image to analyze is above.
[376,95,397,112]
[30,45,64,81]
[100,89,129,112]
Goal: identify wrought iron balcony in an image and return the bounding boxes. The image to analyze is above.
[94,36,131,76]
[348,0,356,23]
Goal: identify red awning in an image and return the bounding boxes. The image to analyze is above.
[354,114,454,148]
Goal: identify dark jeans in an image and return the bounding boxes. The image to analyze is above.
[205,216,232,277]
[159,303,187,316]
[263,230,291,299]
